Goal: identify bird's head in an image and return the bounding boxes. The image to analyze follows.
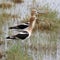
[31,9,37,16]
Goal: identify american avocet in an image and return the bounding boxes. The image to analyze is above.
[6,9,37,40]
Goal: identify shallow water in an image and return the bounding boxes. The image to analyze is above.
[0,0,60,60]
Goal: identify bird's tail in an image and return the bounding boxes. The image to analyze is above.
[6,36,16,39]
[9,26,18,29]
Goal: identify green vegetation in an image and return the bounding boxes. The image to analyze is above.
[36,6,60,32]
[6,43,32,60]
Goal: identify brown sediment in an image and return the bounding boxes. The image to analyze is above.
[0,3,12,9]
[1,13,20,18]
[12,0,24,3]
[0,40,4,45]
[0,51,3,59]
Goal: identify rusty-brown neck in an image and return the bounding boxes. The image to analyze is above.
[28,15,36,31]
